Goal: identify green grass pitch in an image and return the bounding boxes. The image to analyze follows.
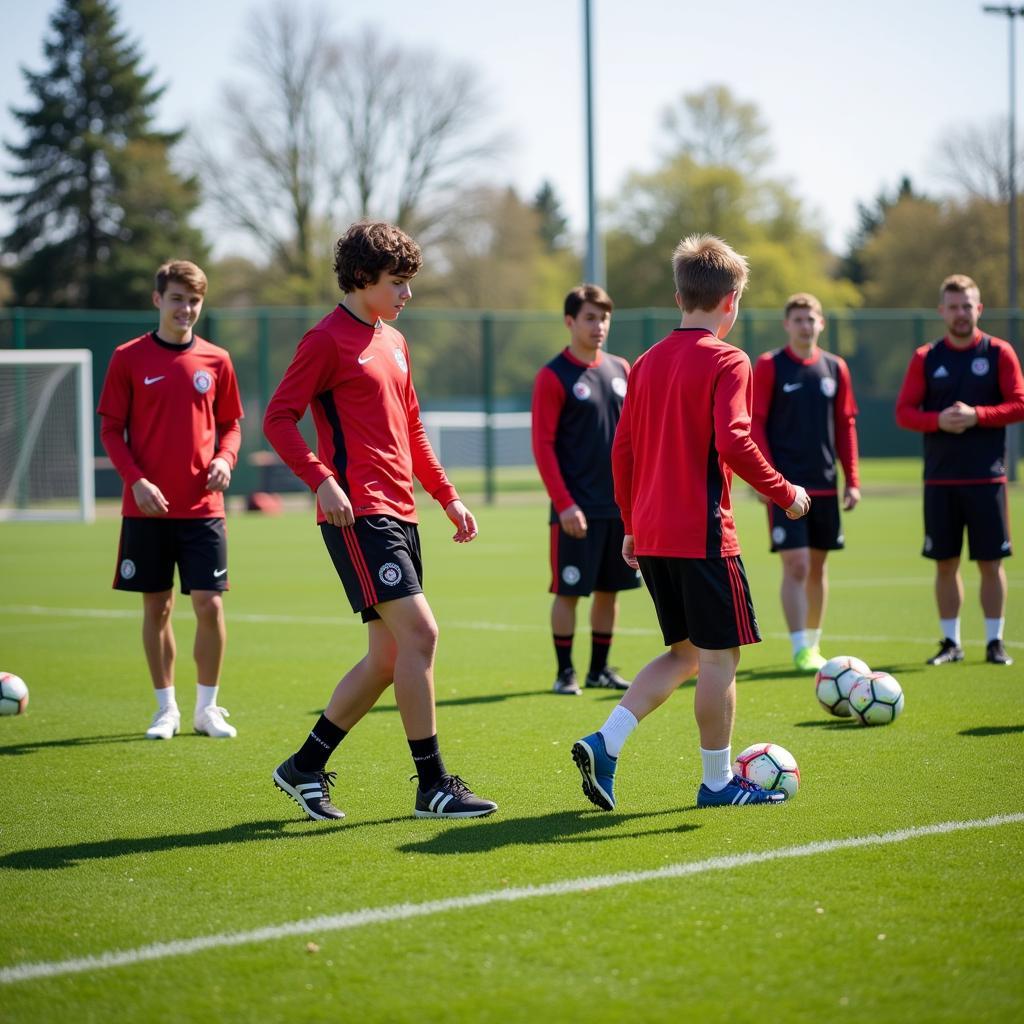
[1,461,1022,1023]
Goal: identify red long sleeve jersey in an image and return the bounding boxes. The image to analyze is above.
[97,332,243,518]
[612,328,797,559]
[263,305,458,524]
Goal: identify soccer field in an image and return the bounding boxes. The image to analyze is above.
[1,467,1022,1023]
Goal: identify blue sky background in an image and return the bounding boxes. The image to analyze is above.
[1,0,1020,253]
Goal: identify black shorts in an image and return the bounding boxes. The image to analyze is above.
[321,515,424,622]
[768,495,843,552]
[923,483,1012,561]
[637,555,761,650]
[549,517,642,596]
[113,517,228,594]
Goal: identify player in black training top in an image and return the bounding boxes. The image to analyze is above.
[531,285,640,695]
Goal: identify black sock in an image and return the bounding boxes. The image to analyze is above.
[294,714,347,773]
[589,631,612,677]
[409,734,446,791]
[554,633,574,675]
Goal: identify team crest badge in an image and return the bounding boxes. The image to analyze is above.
[193,369,213,394]
[393,348,408,373]
[971,358,989,376]
[820,377,837,398]
[612,377,627,398]
[120,559,136,579]
[572,381,591,401]
[771,526,786,545]
[924,535,933,553]
[562,565,581,585]
[378,562,403,586]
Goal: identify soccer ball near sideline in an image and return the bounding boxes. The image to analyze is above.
[734,743,800,798]
[847,671,904,726]
[0,672,29,716]
[814,655,870,718]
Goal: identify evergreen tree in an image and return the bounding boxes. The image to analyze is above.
[2,0,206,308]
[532,180,570,253]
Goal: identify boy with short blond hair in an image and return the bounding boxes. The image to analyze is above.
[571,234,810,810]
[752,292,860,672]
[264,220,497,821]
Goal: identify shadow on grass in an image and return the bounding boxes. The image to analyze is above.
[0,733,149,757]
[362,689,563,714]
[959,724,1024,737]
[793,719,860,729]
[737,667,807,683]
[396,808,699,856]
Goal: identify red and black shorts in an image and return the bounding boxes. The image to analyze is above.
[768,495,843,552]
[549,516,642,596]
[637,554,761,650]
[321,515,424,622]
[113,516,228,594]
[923,483,1012,562]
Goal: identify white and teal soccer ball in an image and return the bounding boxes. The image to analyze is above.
[734,742,800,798]
[814,655,870,717]
[847,671,904,726]
[0,672,29,716]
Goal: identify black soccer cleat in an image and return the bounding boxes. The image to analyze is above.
[986,639,1014,665]
[584,666,630,690]
[273,755,345,820]
[926,638,965,666]
[414,774,497,818]
[552,667,582,695]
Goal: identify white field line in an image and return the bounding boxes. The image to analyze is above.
[2,812,1021,986]
[2,604,1022,649]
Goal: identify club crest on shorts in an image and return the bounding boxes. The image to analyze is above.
[971,357,989,376]
[820,377,837,397]
[120,558,136,579]
[193,369,213,394]
[771,526,786,545]
[562,565,581,585]
[572,381,591,401]
[612,377,627,398]
[393,348,408,373]
[924,535,933,553]
[378,562,403,586]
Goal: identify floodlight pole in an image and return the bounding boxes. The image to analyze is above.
[583,0,604,285]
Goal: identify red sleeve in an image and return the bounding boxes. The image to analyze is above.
[750,352,775,466]
[975,341,1024,427]
[714,352,796,508]
[97,350,145,488]
[834,357,860,488]
[213,355,244,469]
[405,350,459,509]
[263,329,338,492]
[895,348,941,432]
[531,366,575,513]
[611,383,635,535]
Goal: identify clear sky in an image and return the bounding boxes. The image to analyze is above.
[1,0,1021,255]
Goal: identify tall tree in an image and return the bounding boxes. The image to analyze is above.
[2,0,205,307]
[532,180,570,253]
[840,177,918,285]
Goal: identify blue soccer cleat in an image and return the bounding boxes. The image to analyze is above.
[571,731,617,810]
[697,774,788,808]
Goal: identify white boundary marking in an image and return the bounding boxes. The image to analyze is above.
[2,604,1021,649]
[2,813,1021,986]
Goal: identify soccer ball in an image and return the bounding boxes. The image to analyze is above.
[847,671,904,726]
[0,672,29,716]
[814,655,870,717]
[734,743,800,798]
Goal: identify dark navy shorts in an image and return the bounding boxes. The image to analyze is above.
[114,517,228,594]
[923,483,1012,562]
[768,495,843,552]
[549,516,642,596]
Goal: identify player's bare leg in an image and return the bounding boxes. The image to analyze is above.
[978,559,1012,665]
[928,557,965,665]
[374,593,439,740]
[780,547,823,670]
[191,590,235,737]
[142,589,179,739]
[323,619,398,729]
[551,594,581,693]
[806,548,829,649]
[619,640,699,722]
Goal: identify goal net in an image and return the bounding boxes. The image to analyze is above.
[0,349,95,522]
[420,411,532,468]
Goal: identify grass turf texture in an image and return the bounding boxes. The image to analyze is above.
[1,460,1022,1023]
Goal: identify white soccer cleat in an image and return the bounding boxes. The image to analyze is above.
[145,706,181,740]
[194,705,237,738]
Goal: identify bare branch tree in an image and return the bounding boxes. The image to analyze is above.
[933,116,1024,202]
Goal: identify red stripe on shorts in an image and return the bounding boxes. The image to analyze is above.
[726,557,756,645]
[549,522,560,592]
[342,525,378,608]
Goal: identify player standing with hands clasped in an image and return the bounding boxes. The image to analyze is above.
[896,274,1024,666]
[98,260,244,741]
[571,235,810,811]
[531,284,640,696]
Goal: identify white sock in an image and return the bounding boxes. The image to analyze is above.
[599,704,638,758]
[940,618,961,645]
[808,628,822,649]
[156,686,177,712]
[985,618,1005,643]
[196,684,219,713]
[790,630,808,655]
[701,746,733,792]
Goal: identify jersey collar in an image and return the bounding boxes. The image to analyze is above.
[150,330,196,353]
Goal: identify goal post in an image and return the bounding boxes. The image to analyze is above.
[0,349,95,523]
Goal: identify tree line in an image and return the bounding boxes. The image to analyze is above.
[3,0,1022,313]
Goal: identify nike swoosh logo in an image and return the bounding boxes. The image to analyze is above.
[144,376,165,385]
[782,382,802,392]
[213,568,227,578]
[357,355,374,364]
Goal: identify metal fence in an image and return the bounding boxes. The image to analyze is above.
[2,305,1020,499]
